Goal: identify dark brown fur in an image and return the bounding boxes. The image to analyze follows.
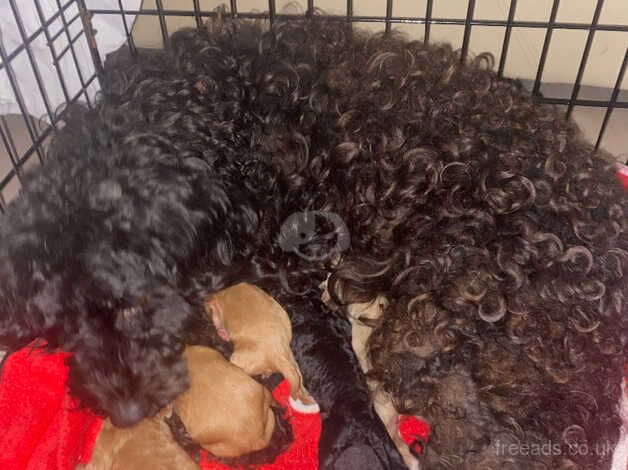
[0,11,624,468]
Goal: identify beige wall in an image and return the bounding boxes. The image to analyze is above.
[132,0,627,89]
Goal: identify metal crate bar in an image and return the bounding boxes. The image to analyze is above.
[192,0,202,28]
[77,0,103,77]
[8,0,56,126]
[532,0,560,97]
[497,0,517,78]
[155,0,170,49]
[49,12,82,43]
[0,73,98,194]
[385,0,393,34]
[117,0,137,55]
[33,0,72,104]
[54,0,92,108]
[85,8,628,33]
[595,48,628,150]
[541,97,628,109]
[0,0,76,73]
[0,31,46,163]
[460,0,476,62]
[566,0,604,119]
[53,30,85,65]
[424,0,433,45]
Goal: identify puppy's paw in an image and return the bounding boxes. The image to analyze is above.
[296,387,317,406]
[288,395,320,414]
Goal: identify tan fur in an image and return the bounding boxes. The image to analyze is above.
[80,411,197,470]
[348,299,420,470]
[205,283,310,402]
[175,345,275,457]
[81,346,275,467]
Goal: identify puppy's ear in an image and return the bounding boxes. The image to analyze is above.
[203,297,229,341]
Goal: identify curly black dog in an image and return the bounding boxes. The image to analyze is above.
[0,21,326,428]
[0,12,625,469]
[0,53,270,426]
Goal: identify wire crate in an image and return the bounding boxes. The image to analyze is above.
[0,0,626,212]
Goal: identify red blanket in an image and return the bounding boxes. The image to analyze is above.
[0,345,100,470]
[0,335,626,470]
[617,163,628,190]
[0,344,321,470]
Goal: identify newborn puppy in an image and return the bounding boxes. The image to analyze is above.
[349,300,420,470]
[83,346,291,468]
[175,345,284,459]
[81,411,198,470]
[204,283,310,403]
[280,289,408,470]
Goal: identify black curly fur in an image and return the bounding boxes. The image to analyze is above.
[0,56,269,425]
[0,12,625,468]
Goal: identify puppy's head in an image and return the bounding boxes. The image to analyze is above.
[203,283,273,341]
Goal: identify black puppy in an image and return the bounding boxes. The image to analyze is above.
[275,289,407,470]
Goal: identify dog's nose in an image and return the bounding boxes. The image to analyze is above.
[109,400,145,427]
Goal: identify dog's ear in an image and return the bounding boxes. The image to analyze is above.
[203,297,229,341]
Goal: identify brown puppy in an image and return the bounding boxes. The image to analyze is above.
[205,283,310,403]
[82,346,277,468]
[175,345,276,457]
